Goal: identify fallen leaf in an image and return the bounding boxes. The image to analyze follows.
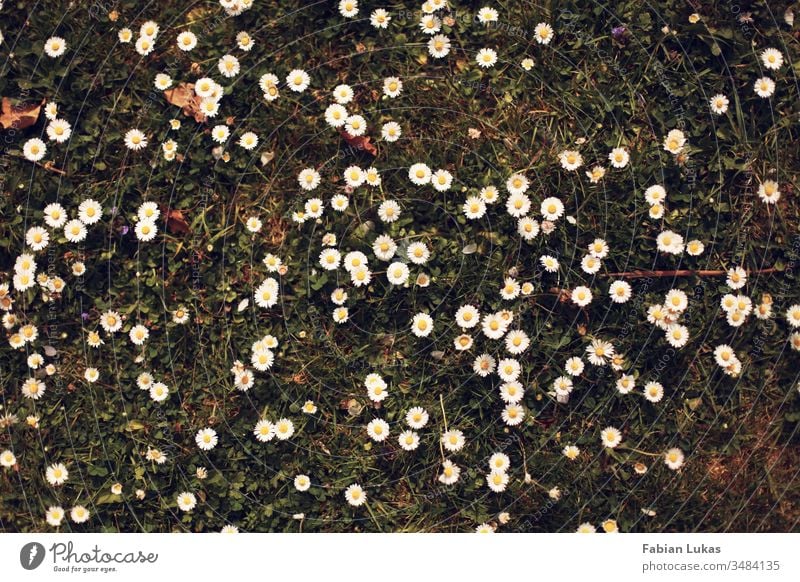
[0,98,45,130]
[339,130,377,156]
[164,83,206,123]
[166,209,190,235]
[260,150,275,166]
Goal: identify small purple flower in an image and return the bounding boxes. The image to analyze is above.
[81,312,89,321]
[121,226,130,235]
[612,26,627,41]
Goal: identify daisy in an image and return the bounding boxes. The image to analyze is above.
[23,138,47,162]
[540,197,564,221]
[500,277,521,300]
[398,430,420,451]
[236,31,254,51]
[565,357,585,377]
[338,0,358,18]
[411,313,434,337]
[387,262,410,285]
[46,506,65,526]
[44,36,67,57]
[757,180,780,204]
[210,125,230,143]
[177,492,197,512]
[364,237,395,263]
[473,353,496,377]
[506,192,531,217]
[753,75,776,98]
[534,23,554,44]
[26,227,49,252]
[760,48,783,70]
[562,445,580,460]
[454,334,473,351]
[43,203,67,228]
[686,239,705,256]
[727,266,747,290]
[505,330,530,354]
[664,448,685,470]
[118,28,133,43]
[476,47,498,68]
[0,450,17,468]
[396,409,426,434]
[274,418,295,440]
[78,199,102,224]
[571,286,593,307]
[616,374,635,394]
[407,242,430,264]
[601,426,623,448]
[286,69,311,92]
[785,305,800,327]
[559,150,582,171]
[439,460,461,485]
[64,220,87,242]
[364,168,381,187]
[46,462,69,486]
[408,162,432,185]
[656,230,684,254]
[302,401,318,414]
[419,14,441,35]
[124,129,147,151]
[381,121,402,141]
[344,483,366,506]
[487,470,509,492]
[428,34,451,58]
[330,194,349,212]
[540,255,559,273]
[576,523,596,533]
[662,129,686,154]
[238,132,259,150]
[586,339,614,366]
[46,119,72,143]
[100,310,123,333]
[378,200,400,223]
[324,103,348,127]
[609,281,632,303]
[319,249,341,271]
[84,367,100,383]
[442,429,465,452]
[135,35,154,56]
[709,94,729,114]
[370,9,391,28]
[253,420,275,442]
[644,381,664,403]
[608,147,629,168]
[343,165,365,187]
[344,114,367,136]
[517,217,540,240]
[195,428,218,450]
[176,31,197,51]
[502,403,525,426]
[383,76,403,98]
[431,169,453,191]
[294,474,311,491]
[581,255,602,274]
[586,165,606,183]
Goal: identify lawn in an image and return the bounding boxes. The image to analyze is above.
[1,0,799,533]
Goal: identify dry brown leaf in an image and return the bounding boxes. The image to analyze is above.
[339,130,377,157]
[163,83,206,123]
[166,209,190,235]
[0,98,45,130]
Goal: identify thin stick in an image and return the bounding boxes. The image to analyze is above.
[602,268,779,279]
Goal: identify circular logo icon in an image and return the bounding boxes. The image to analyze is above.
[20,542,46,570]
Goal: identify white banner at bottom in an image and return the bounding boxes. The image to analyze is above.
[0,533,797,581]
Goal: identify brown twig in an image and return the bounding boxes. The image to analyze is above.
[602,268,779,279]
[33,160,66,175]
